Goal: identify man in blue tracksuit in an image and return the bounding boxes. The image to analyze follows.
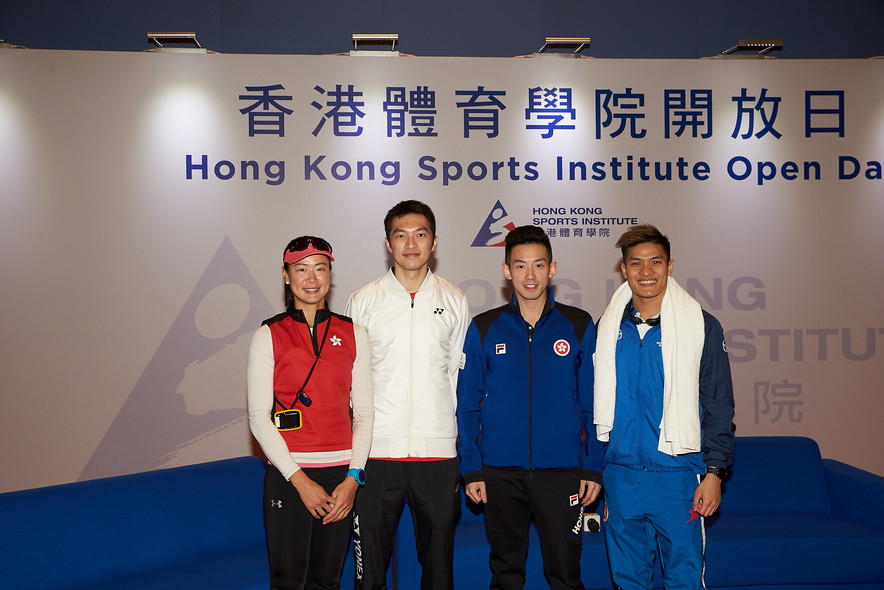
[594,224,735,590]
[457,225,605,590]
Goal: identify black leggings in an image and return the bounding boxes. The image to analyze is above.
[263,464,352,590]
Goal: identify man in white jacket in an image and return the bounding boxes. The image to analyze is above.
[346,200,470,590]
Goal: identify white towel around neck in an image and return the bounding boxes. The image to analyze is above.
[594,277,705,456]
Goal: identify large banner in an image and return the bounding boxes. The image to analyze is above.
[1,49,882,492]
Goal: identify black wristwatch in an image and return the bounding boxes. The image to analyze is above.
[347,468,366,486]
[704,466,731,482]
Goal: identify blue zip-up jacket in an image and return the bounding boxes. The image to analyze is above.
[456,288,605,484]
[604,304,736,473]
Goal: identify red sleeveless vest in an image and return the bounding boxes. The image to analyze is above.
[265,309,357,453]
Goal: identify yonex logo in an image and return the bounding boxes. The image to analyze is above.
[353,515,364,580]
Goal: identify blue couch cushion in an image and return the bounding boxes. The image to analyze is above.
[71,546,268,590]
[0,456,267,589]
[705,514,884,586]
[725,437,830,516]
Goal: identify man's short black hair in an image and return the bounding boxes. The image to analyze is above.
[504,225,552,266]
[615,224,671,261]
[383,200,437,240]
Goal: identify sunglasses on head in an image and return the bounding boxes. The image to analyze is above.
[287,236,333,255]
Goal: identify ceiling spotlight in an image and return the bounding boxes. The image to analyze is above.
[351,34,399,56]
[720,39,783,57]
[535,37,591,58]
[147,32,206,53]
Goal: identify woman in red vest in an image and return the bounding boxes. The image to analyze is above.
[248,236,374,590]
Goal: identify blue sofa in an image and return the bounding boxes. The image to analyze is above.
[0,456,270,590]
[701,436,884,590]
[2,437,883,589]
[393,436,884,590]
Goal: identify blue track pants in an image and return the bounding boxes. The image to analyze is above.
[603,464,706,590]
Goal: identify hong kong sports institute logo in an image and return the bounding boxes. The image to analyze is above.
[471,200,517,247]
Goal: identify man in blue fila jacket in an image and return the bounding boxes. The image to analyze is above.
[594,224,736,590]
[457,225,604,590]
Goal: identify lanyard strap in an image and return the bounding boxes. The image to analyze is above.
[274,314,332,412]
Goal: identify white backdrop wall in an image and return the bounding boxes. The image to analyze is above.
[1,49,882,492]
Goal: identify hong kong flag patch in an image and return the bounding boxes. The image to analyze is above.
[554,339,570,357]
[496,343,506,355]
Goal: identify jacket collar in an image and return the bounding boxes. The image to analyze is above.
[287,303,331,325]
[510,286,555,322]
[621,301,661,327]
[385,266,434,293]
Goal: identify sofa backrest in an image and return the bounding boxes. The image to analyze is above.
[0,456,267,589]
[723,436,830,516]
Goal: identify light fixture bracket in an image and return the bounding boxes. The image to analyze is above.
[351,34,399,56]
[535,37,591,58]
[147,32,206,53]
[720,39,783,57]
